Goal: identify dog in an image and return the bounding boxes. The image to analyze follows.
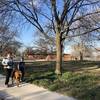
[12,67,22,87]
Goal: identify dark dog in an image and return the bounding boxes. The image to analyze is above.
[12,68,22,87]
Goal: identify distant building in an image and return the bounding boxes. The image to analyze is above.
[63,54,73,61]
[26,53,74,61]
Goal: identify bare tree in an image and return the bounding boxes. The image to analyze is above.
[0,24,20,56]
[0,0,100,74]
[71,43,93,60]
[33,32,56,54]
[70,11,100,61]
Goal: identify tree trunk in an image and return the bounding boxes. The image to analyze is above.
[80,51,83,61]
[55,31,62,75]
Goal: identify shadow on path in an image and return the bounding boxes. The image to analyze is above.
[0,90,18,100]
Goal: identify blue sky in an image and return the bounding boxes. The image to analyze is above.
[19,28,72,54]
[17,27,34,53]
[20,28,34,47]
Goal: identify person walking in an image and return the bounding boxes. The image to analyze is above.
[18,57,25,81]
[2,53,14,87]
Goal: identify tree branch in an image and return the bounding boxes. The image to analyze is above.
[72,10,100,23]
[61,0,70,23]
[64,27,100,39]
[51,0,60,24]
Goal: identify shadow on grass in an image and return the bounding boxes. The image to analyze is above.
[62,61,100,72]
[25,61,100,73]
[79,86,100,100]
[25,71,56,83]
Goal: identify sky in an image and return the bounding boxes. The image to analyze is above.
[17,26,35,53]
[20,28,34,47]
[19,29,72,54]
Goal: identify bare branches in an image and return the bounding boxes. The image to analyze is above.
[64,27,100,39]
[0,24,19,55]
[72,10,100,23]
[61,0,70,23]
[51,0,60,24]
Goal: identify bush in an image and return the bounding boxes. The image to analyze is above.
[49,83,59,91]
[61,72,73,81]
[38,79,50,88]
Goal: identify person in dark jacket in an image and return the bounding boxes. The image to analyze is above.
[18,57,25,81]
[2,53,14,87]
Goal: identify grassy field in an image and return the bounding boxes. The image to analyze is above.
[0,61,100,100]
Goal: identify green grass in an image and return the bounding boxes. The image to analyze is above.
[24,71,100,100]
[24,61,100,100]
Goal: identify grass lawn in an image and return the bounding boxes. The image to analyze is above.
[0,60,100,100]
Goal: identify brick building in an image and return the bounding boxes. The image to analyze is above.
[26,53,74,61]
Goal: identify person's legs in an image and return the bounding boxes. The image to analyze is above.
[5,69,9,85]
[20,68,24,81]
[21,70,25,81]
[5,69,12,86]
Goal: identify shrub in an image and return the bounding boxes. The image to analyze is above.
[61,72,73,81]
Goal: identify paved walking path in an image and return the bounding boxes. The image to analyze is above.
[0,74,77,100]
